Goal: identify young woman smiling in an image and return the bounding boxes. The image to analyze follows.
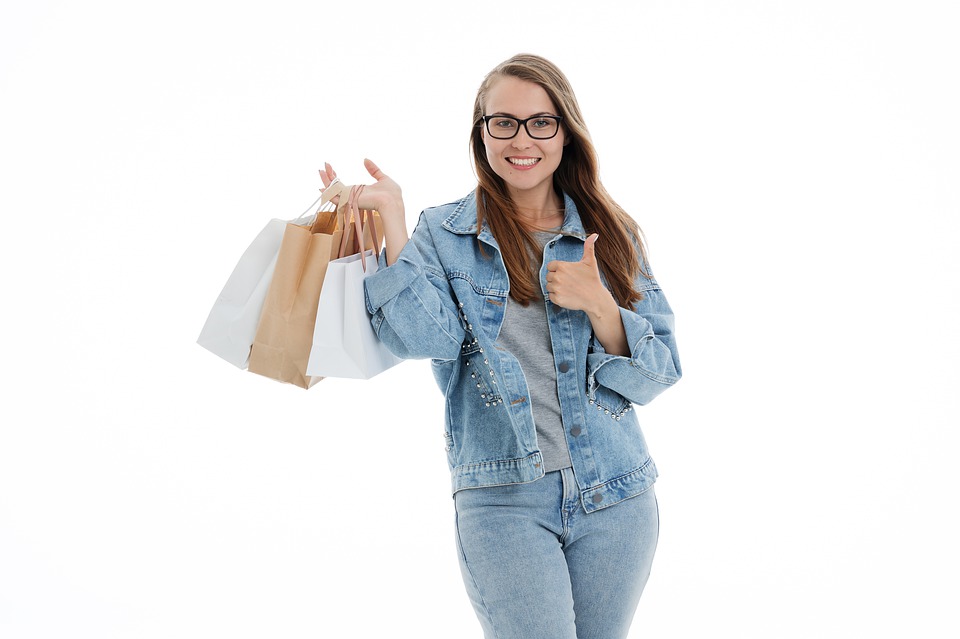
[322,54,681,639]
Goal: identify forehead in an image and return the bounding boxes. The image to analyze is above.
[484,76,558,116]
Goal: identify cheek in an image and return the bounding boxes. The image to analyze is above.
[481,129,496,159]
[546,140,565,167]
[484,140,506,172]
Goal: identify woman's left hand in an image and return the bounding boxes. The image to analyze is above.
[547,234,630,356]
[545,234,612,314]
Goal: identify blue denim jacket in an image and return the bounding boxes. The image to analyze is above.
[363,191,681,513]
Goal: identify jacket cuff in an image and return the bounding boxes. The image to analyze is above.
[363,241,424,314]
[586,307,657,393]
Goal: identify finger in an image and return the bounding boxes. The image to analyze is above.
[581,233,599,265]
[364,158,386,181]
[546,260,559,272]
[319,163,338,189]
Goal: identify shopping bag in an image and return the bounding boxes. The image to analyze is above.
[246,182,347,388]
[307,187,402,379]
[306,249,402,379]
[196,200,319,368]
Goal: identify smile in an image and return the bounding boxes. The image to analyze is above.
[508,157,540,167]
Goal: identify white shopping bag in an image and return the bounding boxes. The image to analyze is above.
[197,202,318,368]
[306,249,402,379]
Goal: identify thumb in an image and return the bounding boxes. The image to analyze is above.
[581,233,599,265]
[364,158,386,181]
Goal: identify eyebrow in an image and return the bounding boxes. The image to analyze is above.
[488,111,558,118]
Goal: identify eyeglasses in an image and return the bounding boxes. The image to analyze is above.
[481,115,564,140]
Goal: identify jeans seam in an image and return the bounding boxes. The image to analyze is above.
[559,468,577,546]
[454,502,501,639]
[654,490,661,549]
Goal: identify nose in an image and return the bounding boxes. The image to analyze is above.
[511,127,533,149]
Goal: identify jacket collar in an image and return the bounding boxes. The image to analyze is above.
[442,190,588,243]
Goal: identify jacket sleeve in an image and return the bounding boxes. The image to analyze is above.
[585,266,682,406]
[363,212,465,361]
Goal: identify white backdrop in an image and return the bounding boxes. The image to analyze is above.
[2,1,958,637]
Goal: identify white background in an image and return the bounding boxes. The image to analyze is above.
[2,1,958,637]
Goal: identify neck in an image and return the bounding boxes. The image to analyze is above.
[506,185,564,229]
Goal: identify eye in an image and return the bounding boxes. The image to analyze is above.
[531,118,552,129]
[491,117,517,129]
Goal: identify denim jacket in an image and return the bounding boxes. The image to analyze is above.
[363,191,681,513]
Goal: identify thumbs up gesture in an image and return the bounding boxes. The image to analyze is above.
[545,234,612,314]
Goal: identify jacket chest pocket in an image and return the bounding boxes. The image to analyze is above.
[460,340,503,408]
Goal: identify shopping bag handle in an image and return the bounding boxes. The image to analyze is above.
[289,177,346,227]
[351,185,381,264]
[312,178,347,234]
[318,178,382,270]
[292,195,323,225]
[338,184,381,271]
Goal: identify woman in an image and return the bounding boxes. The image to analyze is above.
[322,54,681,639]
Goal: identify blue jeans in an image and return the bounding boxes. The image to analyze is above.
[454,468,659,639]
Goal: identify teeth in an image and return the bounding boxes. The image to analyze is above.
[509,158,539,166]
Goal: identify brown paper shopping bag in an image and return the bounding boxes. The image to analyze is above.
[247,182,346,388]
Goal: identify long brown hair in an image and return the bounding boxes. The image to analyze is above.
[470,53,650,308]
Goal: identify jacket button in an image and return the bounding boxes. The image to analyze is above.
[570,426,582,437]
[592,494,604,504]
[558,362,570,373]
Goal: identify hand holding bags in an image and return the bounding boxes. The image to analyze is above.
[246,181,347,388]
[199,178,401,387]
[307,185,402,379]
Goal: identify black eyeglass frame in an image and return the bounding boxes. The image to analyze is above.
[481,115,564,140]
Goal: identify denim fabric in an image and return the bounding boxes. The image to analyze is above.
[363,191,681,512]
[454,469,659,639]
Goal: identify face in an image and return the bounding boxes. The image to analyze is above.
[481,76,566,201]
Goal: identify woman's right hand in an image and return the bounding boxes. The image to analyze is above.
[320,159,404,220]
[320,158,408,265]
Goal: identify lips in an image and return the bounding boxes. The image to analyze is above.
[508,157,540,167]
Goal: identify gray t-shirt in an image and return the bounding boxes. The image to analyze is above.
[495,231,572,472]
